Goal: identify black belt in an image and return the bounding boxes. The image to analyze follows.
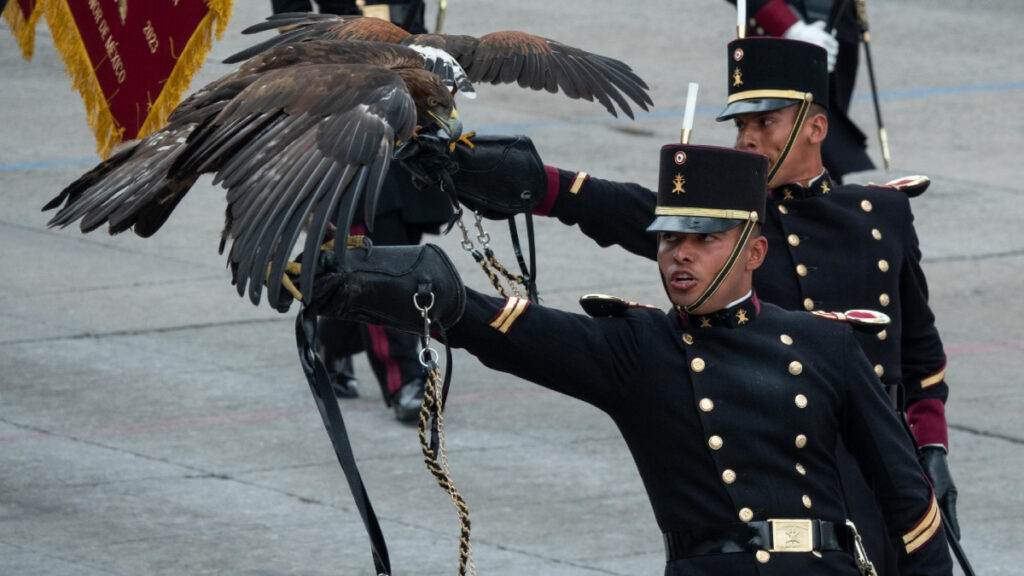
[663,519,853,561]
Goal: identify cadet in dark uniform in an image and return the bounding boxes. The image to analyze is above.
[727,0,874,180]
[290,143,952,575]
[418,36,957,573]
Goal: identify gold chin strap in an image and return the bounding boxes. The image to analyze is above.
[766,93,814,184]
[681,214,759,314]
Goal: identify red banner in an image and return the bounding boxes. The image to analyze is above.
[2,0,42,59]
[42,0,233,157]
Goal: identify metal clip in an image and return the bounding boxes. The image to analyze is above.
[472,211,490,246]
[846,519,879,576]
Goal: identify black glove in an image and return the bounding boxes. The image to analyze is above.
[280,242,465,334]
[397,134,547,219]
[920,446,960,540]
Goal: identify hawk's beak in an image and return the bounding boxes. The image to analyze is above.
[431,109,462,141]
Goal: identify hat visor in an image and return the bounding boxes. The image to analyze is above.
[716,98,798,121]
[646,215,742,234]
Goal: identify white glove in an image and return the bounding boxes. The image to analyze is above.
[782,20,838,72]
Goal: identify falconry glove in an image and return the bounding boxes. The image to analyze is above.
[919,445,960,540]
[397,134,546,219]
[278,242,466,334]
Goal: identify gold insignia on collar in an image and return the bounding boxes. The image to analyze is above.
[699,316,712,328]
[820,181,830,194]
[736,309,749,324]
[733,67,743,87]
[672,173,686,194]
[783,188,794,200]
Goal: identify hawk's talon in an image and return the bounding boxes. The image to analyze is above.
[449,130,476,152]
[277,261,304,302]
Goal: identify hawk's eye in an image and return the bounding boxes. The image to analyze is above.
[427,97,440,108]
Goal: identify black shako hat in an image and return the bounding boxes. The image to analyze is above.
[646,144,769,234]
[717,37,829,121]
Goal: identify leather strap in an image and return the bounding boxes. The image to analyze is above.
[506,213,539,303]
[296,309,391,575]
[663,519,853,562]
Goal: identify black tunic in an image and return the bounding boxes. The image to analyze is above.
[543,169,949,449]
[447,290,951,575]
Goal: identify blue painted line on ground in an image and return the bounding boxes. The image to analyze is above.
[3,81,1022,171]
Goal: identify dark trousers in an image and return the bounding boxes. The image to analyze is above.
[317,212,427,401]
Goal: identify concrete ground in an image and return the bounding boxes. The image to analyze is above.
[2,0,1022,574]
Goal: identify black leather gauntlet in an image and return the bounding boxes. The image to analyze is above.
[282,243,465,334]
[397,134,547,219]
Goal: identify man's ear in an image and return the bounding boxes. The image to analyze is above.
[745,235,768,271]
[807,111,828,145]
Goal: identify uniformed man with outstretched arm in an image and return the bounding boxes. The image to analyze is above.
[284,142,953,575]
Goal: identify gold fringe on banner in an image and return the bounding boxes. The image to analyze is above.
[137,0,233,141]
[40,0,233,159]
[41,0,122,157]
[3,1,44,60]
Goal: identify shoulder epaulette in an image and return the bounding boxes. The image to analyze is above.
[579,294,660,317]
[868,175,930,198]
[811,309,890,335]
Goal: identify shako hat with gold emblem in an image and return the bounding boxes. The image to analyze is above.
[647,144,768,234]
[717,37,829,121]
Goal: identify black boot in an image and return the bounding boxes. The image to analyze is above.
[390,376,426,422]
[327,355,360,399]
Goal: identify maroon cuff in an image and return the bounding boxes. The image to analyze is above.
[906,397,949,450]
[533,165,562,216]
[755,0,799,36]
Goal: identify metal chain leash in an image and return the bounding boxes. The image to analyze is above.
[454,212,529,299]
[414,293,476,576]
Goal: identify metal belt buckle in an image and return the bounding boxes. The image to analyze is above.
[769,518,814,553]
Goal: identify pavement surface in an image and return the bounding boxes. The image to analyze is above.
[2,1,1022,574]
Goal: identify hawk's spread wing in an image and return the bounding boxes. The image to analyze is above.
[404,31,652,118]
[228,14,652,118]
[45,16,654,309]
[45,42,424,307]
[173,63,415,306]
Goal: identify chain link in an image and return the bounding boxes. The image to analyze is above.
[452,212,530,300]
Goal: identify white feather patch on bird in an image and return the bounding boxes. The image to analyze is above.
[406,45,477,99]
